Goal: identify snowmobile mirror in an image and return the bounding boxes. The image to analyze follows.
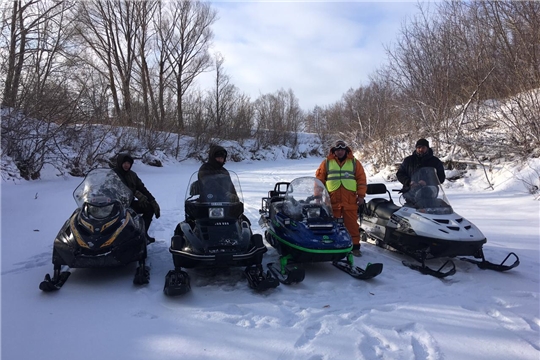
[190,181,200,196]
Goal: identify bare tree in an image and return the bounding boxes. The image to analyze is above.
[161,0,216,131]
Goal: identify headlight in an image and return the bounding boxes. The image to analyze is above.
[209,207,224,218]
[88,204,115,219]
[306,208,321,218]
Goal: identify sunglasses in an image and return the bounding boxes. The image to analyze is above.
[215,151,226,158]
[334,144,347,150]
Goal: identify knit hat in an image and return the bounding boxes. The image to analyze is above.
[415,138,429,148]
[333,140,348,149]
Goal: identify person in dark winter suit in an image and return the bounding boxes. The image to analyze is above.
[396,138,445,204]
[198,145,238,202]
[114,153,160,243]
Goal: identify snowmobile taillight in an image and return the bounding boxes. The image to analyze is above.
[209,207,225,218]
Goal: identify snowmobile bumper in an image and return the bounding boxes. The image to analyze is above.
[169,244,268,269]
[53,233,146,268]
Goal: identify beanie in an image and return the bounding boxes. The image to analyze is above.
[415,138,429,148]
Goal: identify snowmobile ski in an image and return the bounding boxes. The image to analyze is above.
[402,259,456,278]
[39,266,71,292]
[267,262,306,285]
[133,264,150,285]
[244,264,280,291]
[163,269,191,296]
[459,251,519,272]
[332,258,383,280]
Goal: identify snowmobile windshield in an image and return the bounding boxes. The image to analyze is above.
[404,167,452,214]
[73,168,133,209]
[282,177,333,219]
[185,170,243,204]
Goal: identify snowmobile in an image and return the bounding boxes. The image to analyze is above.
[39,168,149,292]
[359,167,520,278]
[163,171,279,296]
[259,177,383,284]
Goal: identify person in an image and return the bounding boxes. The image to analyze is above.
[396,138,445,205]
[315,140,367,257]
[198,145,238,202]
[114,153,160,243]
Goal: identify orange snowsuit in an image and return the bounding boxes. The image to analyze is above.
[315,148,367,246]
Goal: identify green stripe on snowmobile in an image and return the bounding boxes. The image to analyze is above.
[268,230,353,254]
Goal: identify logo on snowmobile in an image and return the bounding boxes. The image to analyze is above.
[321,235,333,243]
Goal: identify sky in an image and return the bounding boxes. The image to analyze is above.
[196,1,424,110]
[1,154,539,360]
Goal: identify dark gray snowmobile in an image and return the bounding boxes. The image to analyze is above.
[39,168,149,292]
[163,171,279,296]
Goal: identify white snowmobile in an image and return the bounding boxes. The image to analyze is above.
[359,167,519,278]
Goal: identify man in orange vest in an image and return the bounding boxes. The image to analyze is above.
[315,140,367,256]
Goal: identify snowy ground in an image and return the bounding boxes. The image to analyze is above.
[1,158,539,360]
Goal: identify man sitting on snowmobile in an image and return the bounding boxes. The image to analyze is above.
[396,138,445,205]
[198,145,239,203]
[114,153,160,243]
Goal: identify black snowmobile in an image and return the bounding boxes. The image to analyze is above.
[359,167,519,278]
[39,168,149,292]
[259,177,383,284]
[163,171,279,296]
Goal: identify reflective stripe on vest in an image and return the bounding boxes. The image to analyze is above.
[326,159,357,192]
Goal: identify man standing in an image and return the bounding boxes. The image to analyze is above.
[316,140,367,256]
[114,153,160,243]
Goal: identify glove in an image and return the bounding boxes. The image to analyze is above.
[151,200,160,219]
[134,191,149,207]
[357,196,365,206]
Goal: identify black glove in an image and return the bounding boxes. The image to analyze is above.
[134,190,149,207]
[151,200,160,219]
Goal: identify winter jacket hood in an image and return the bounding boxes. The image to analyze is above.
[204,145,228,170]
[116,153,134,174]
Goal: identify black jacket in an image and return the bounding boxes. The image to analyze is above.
[114,153,155,202]
[396,148,445,189]
[198,145,238,201]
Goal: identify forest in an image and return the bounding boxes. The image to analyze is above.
[1,0,539,180]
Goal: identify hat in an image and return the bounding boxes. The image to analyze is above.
[415,138,429,148]
[333,140,348,150]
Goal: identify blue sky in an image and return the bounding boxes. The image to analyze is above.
[196,1,424,110]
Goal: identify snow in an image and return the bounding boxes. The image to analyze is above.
[1,157,539,360]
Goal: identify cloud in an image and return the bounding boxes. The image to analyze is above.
[196,1,421,110]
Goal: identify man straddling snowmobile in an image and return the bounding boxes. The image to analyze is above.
[198,145,239,203]
[316,140,367,257]
[114,153,160,243]
[396,138,445,205]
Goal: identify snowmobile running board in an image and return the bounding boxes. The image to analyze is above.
[402,260,456,278]
[459,251,520,272]
[244,264,280,291]
[332,259,383,280]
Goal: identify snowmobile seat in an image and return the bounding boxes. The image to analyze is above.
[366,183,388,195]
[366,198,399,220]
